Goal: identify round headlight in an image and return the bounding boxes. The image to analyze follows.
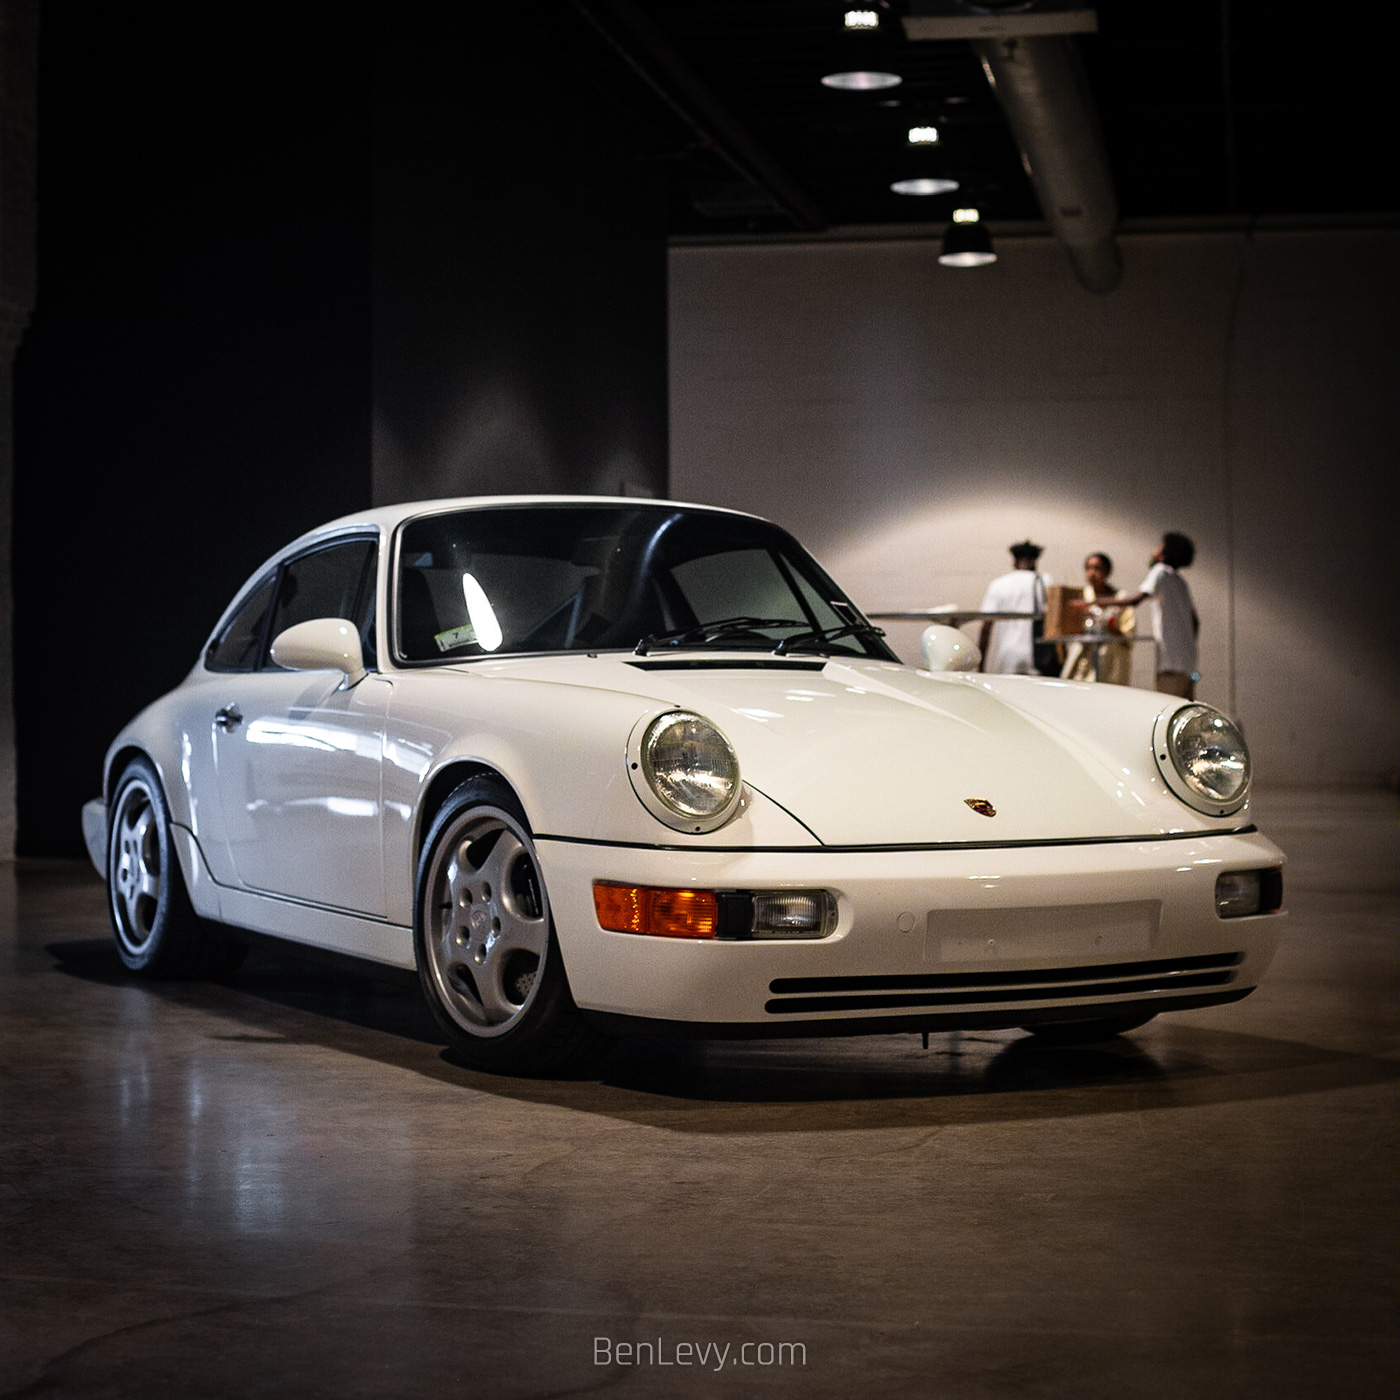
[630,711,742,832]
[1156,704,1251,814]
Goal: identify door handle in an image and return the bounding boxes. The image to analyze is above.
[214,705,243,731]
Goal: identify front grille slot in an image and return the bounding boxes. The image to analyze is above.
[765,952,1243,1016]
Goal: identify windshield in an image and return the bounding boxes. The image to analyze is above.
[393,505,892,663]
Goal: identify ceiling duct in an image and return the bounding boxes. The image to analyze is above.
[905,4,1122,293]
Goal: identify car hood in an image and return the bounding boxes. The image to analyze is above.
[448,654,1228,845]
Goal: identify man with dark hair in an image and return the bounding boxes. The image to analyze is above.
[1159,531,1195,570]
[1105,533,1199,697]
[977,540,1053,674]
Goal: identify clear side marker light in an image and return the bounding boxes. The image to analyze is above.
[1215,868,1283,917]
[751,891,836,939]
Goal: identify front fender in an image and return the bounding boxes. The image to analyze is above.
[382,672,818,918]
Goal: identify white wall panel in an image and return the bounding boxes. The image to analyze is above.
[670,228,1399,787]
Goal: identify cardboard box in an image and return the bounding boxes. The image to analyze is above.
[1043,584,1083,640]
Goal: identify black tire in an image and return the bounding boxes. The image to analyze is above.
[414,777,609,1076]
[1022,1010,1158,1044]
[107,756,232,978]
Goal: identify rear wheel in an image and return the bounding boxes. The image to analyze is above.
[108,757,240,977]
[415,778,608,1076]
[1022,1011,1158,1044]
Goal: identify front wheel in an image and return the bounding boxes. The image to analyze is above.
[1021,1010,1158,1044]
[414,778,608,1076]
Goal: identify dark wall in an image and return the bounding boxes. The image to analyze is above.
[13,5,374,856]
[12,3,673,856]
[372,6,670,503]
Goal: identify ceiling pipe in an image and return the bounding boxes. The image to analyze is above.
[971,33,1123,292]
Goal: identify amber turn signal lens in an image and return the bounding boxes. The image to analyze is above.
[593,882,719,938]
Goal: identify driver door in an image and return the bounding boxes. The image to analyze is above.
[212,536,389,916]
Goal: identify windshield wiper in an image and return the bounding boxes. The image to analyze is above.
[773,620,887,656]
[634,616,807,656]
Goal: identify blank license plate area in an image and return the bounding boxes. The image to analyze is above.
[926,901,1159,964]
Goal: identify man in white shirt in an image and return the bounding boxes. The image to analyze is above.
[1104,532,1199,697]
[977,540,1053,674]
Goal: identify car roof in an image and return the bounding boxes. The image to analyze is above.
[284,494,764,553]
[204,495,776,654]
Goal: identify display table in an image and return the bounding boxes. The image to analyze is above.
[866,609,1036,627]
[1043,630,1155,682]
[866,611,1156,682]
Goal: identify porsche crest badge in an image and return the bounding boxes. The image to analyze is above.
[964,798,997,818]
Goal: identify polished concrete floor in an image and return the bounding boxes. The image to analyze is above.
[1,789,1396,1399]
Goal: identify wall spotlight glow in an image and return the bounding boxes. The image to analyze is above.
[907,125,939,144]
[952,207,981,223]
[890,177,959,196]
[844,8,879,28]
[821,70,902,90]
[938,248,997,268]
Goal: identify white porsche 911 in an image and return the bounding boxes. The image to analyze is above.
[83,497,1285,1074]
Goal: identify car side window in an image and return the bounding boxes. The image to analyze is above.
[266,539,377,670]
[205,572,278,672]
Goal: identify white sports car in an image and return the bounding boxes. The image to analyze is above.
[84,497,1285,1074]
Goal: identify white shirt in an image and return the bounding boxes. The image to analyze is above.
[1139,562,1197,675]
[980,570,1051,674]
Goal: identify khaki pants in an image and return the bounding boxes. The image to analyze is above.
[1156,671,1196,699]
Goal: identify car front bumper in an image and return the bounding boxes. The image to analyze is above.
[81,799,107,875]
[538,829,1285,1032]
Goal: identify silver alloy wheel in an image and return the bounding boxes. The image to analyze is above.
[423,804,550,1037]
[111,777,163,957]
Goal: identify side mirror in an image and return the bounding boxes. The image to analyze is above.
[270,617,367,686]
[921,623,980,673]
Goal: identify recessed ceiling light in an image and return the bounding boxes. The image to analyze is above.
[907,126,939,144]
[821,71,902,91]
[843,8,879,28]
[952,207,981,223]
[890,177,959,196]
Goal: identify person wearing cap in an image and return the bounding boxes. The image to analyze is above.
[977,540,1054,674]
